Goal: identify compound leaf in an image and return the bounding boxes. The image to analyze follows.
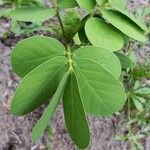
[74,46,121,78]
[11,36,65,77]
[85,17,124,51]
[75,0,96,12]
[101,10,147,42]
[11,56,67,116]
[31,72,69,141]
[63,73,90,149]
[58,0,78,8]
[9,7,56,22]
[75,58,126,116]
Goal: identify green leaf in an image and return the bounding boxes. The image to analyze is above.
[78,27,89,44]
[75,0,96,12]
[63,73,90,149]
[137,97,146,104]
[110,6,148,32]
[74,46,121,78]
[78,15,90,44]
[109,0,127,8]
[85,17,124,51]
[25,0,45,7]
[135,87,150,95]
[96,0,107,5]
[9,7,56,22]
[128,51,137,64]
[0,8,13,18]
[11,36,65,77]
[31,72,69,141]
[74,58,126,116]
[97,0,127,8]
[10,20,21,35]
[63,11,81,38]
[133,80,141,90]
[11,56,67,116]
[73,33,81,45]
[101,10,148,42]
[0,9,8,17]
[58,0,78,8]
[114,52,133,69]
[134,134,145,140]
[132,97,144,112]
[116,135,128,141]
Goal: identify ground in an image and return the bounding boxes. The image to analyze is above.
[0,0,150,149]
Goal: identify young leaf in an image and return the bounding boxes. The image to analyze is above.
[128,51,137,64]
[58,0,78,8]
[11,56,67,116]
[137,97,146,104]
[85,17,124,51]
[132,97,144,112]
[74,58,126,116]
[114,52,133,69]
[31,72,69,141]
[73,33,81,45]
[0,8,13,18]
[11,36,66,77]
[75,0,96,12]
[9,7,56,22]
[101,10,147,42]
[133,80,141,90]
[135,87,150,95]
[74,46,121,78]
[63,73,90,149]
[10,20,21,35]
[62,11,81,38]
[0,9,5,18]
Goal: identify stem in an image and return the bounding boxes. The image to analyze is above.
[56,8,65,37]
[56,7,67,45]
[66,45,73,72]
[51,0,66,43]
[51,0,73,72]
[128,96,131,122]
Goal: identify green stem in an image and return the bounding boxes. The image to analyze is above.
[127,96,131,122]
[51,0,66,43]
[66,45,73,72]
[51,0,72,71]
[56,8,66,39]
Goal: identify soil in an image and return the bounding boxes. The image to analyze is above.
[0,0,150,150]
